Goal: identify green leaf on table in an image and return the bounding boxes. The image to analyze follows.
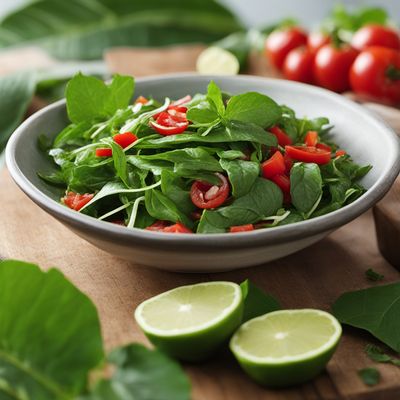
[225,92,281,128]
[240,279,281,322]
[0,71,36,152]
[66,73,134,123]
[358,367,380,386]
[365,268,384,282]
[290,162,323,217]
[365,344,400,366]
[85,344,190,400]
[332,282,400,352]
[0,259,104,399]
[0,0,241,60]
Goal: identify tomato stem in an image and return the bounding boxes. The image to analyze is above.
[386,65,400,81]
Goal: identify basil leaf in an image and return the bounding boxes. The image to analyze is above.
[358,367,380,386]
[0,260,104,398]
[332,282,400,352]
[240,279,281,323]
[225,92,281,128]
[85,344,190,400]
[207,81,225,116]
[220,159,259,198]
[290,163,323,216]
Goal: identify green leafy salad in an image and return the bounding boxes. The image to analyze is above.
[39,73,371,234]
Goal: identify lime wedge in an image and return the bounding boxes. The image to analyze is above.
[230,309,342,387]
[197,46,240,75]
[135,281,243,361]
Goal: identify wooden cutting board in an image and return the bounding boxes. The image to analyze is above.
[1,46,400,400]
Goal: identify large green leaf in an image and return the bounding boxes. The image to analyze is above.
[0,0,242,60]
[0,260,104,399]
[0,72,36,152]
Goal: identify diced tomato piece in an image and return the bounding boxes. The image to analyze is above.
[284,154,294,174]
[271,174,291,194]
[285,145,331,165]
[304,130,318,147]
[336,149,346,157]
[163,223,193,233]
[316,143,332,152]
[113,132,138,148]
[269,126,293,146]
[261,151,286,179]
[145,220,169,231]
[230,224,255,233]
[190,173,229,209]
[95,148,112,157]
[62,192,94,211]
[135,96,148,104]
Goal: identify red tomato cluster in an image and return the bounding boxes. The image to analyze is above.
[265,24,400,105]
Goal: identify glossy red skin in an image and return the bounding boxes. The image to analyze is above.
[269,125,292,146]
[285,145,331,165]
[350,46,400,105]
[63,192,94,211]
[316,142,332,152]
[283,47,315,84]
[271,174,291,193]
[95,148,112,157]
[351,25,400,51]
[150,111,189,135]
[113,132,138,148]
[314,44,359,92]
[283,154,294,174]
[266,27,308,70]
[190,173,229,209]
[261,151,286,179]
[230,224,254,233]
[304,130,318,147]
[308,31,331,54]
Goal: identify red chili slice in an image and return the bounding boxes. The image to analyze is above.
[113,132,138,148]
[269,126,293,146]
[285,145,331,165]
[95,148,112,157]
[62,192,94,211]
[190,173,229,209]
[304,130,318,147]
[261,151,286,179]
[230,224,255,233]
[150,111,189,135]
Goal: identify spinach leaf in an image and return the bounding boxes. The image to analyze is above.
[365,344,400,366]
[186,101,219,124]
[85,344,190,400]
[290,163,323,217]
[197,178,282,232]
[66,74,134,123]
[358,367,380,386]
[365,268,384,282]
[220,159,259,198]
[225,92,281,128]
[0,259,104,398]
[207,80,225,116]
[240,279,280,323]
[332,282,400,352]
[145,189,192,228]
[53,122,91,148]
[110,141,129,187]
[127,156,171,175]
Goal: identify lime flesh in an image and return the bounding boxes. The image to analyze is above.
[135,281,243,361]
[196,46,240,75]
[230,309,342,387]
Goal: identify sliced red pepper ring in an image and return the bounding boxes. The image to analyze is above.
[230,224,255,233]
[304,130,318,147]
[95,148,113,157]
[269,125,293,146]
[285,145,331,165]
[113,132,138,148]
[62,192,94,211]
[150,111,189,135]
[190,173,229,209]
[261,151,286,179]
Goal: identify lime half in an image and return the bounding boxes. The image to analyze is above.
[135,281,243,361]
[197,46,240,75]
[230,309,342,387]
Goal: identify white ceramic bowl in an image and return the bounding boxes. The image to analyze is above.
[6,75,400,272]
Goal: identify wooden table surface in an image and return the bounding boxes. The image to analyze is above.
[1,46,400,400]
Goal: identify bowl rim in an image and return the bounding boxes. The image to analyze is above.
[6,73,400,250]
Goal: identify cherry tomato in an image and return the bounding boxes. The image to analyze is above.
[135,96,148,104]
[163,223,193,233]
[308,31,331,54]
[62,192,94,211]
[284,154,294,174]
[230,224,254,233]
[269,125,292,146]
[270,174,291,203]
[350,46,400,105]
[261,151,285,179]
[304,130,318,147]
[314,44,359,92]
[265,27,308,70]
[150,111,189,135]
[351,25,400,51]
[95,148,112,157]
[190,173,229,209]
[285,145,331,165]
[336,149,346,157]
[113,132,137,148]
[316,142,332,152]
[283,47,315,84]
